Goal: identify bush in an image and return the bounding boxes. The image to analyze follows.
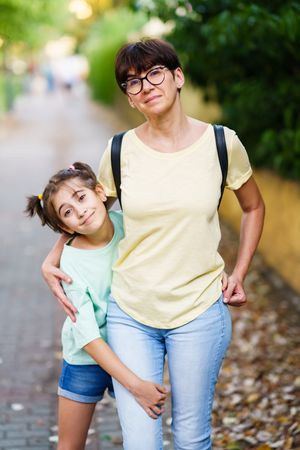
[83,7,147,104]
[136,0,300,179]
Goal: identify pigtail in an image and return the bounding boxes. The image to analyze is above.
[24,195,47,226]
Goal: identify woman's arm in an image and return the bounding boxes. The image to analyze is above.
[41,235,78,321]
[85,339,167,419]
[223,176,265,306]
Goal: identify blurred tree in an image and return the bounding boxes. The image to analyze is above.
[133,0,300,179]
[0,0,68,111]
[0,0,67,46]
[83,6,147,104]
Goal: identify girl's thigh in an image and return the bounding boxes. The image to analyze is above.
[107,298,165,450]
[58,397,96,450]
[166,297,232,450]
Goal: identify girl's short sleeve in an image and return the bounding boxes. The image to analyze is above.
[225,129,253,190]
[97,140,117,198]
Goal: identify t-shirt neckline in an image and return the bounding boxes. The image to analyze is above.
[129,124,211,158]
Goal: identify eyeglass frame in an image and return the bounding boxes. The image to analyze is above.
[121,66,171,95]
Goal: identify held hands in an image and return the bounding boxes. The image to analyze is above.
[131,379,168,419]
[221,272,247,307]
[41,260,77,321]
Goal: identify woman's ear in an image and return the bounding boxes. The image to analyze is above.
[127,95,135,108]
[95,183,107,201]
[174,67,185,90]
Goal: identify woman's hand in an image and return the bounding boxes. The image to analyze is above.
[221,271,228,291]
[41,260,77,321]
[41,235,78,321]
[223,273,247,307]
[131,380,168,419]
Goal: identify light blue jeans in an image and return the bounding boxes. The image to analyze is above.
[107,296,232,450]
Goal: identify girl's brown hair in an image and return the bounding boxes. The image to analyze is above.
[115,38,182,92]
[25,162,99,235]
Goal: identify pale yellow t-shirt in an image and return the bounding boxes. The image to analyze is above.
[98,124,252,328]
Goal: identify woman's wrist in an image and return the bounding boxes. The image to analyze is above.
[231,267,247,283]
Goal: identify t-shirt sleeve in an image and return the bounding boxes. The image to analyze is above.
[97,140,117,198]
[63,286,103,349]
[225,129,253,190]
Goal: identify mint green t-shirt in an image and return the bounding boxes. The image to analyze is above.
[60,211,124,365]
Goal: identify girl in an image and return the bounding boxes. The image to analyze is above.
[25,162,167,450]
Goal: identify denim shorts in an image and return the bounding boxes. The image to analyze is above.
[58,360,114,404]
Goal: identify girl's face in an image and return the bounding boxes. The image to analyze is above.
[126,65,184,117]
[52,180,107,235]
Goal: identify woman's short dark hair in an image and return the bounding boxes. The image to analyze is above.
[115,38,182,92]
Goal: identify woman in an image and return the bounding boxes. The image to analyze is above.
[43,39,265,449]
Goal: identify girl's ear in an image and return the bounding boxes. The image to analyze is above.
[60,225,74,235]
[95,183,107,201]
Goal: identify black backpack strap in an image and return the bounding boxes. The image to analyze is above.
[213,124,228,209]
[111,131,126,209]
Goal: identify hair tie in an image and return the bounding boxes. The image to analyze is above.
[38,194,43,200]
[68,165,75,171]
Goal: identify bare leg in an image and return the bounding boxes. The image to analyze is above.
[57,396,96,450]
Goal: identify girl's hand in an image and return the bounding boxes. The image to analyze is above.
[41,260,77,321]
[223,274,247,307]
[131,380,168,419]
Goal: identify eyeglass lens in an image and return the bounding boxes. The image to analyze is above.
[125,67,166,94]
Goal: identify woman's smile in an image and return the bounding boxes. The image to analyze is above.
[144,95,161,104]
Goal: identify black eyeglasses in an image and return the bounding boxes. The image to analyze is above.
[121,66,170,95]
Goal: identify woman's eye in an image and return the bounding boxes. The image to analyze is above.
[149,69,161,77]
[79,194,86,201]
[128,79,140,87]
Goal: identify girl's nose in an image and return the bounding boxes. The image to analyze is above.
[79,208,87,218]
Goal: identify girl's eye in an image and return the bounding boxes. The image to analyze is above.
[79,194,86,201]
[64,209,72,217]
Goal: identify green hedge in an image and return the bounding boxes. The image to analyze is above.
[83,7,147,105]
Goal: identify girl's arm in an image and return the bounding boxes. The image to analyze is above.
[41,235,78,321]
[84,338,167,419]
[223,176,265,306]
[65,288,167,419]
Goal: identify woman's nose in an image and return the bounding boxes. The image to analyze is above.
[141,78,154,92]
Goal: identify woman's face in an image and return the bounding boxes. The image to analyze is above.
[125,65,184,117]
